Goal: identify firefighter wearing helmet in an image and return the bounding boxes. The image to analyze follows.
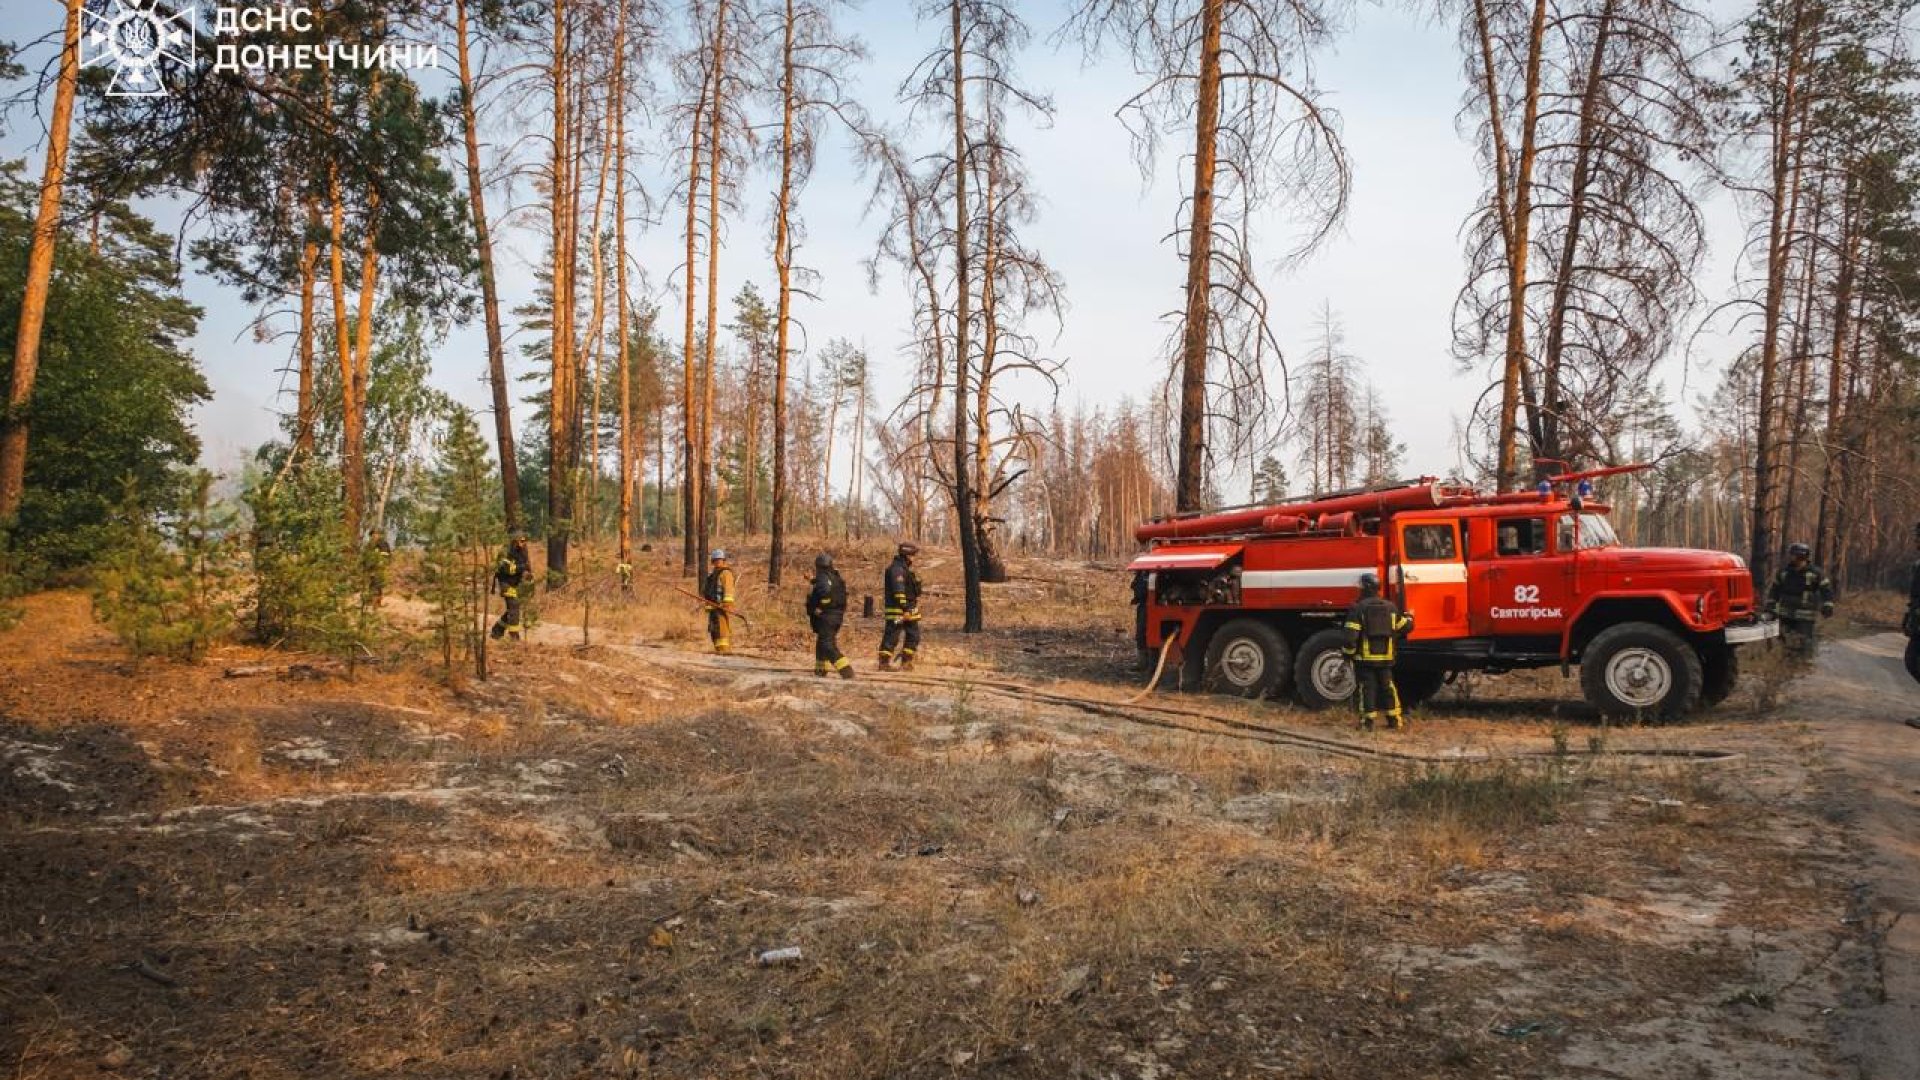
[1903,523,1919,688]
[1340,572,1414,730]
[489,533,531,641]
[878,542,924,670]
[806,552,854,679]
[703,549,737,654]
[1767,542,1834,659]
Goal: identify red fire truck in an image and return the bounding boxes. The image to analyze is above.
[1128,467,1778,719]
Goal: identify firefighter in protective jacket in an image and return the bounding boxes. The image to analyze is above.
[878,543,923,670]
[807,553,854,679]
[703,549,737,653]
[490,535,531,641]
[1341,573,1414,730]
[1768,542,1834,657]
[1902,524,1919,686]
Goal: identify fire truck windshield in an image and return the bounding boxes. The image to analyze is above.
[1558,512,1618,551]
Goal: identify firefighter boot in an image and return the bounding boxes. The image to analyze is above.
[877,652,894,672]
[899,651,916,672]
[815,662,829,677]
[837,659,855,680]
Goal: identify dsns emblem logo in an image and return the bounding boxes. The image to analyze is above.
[82,0,197,98]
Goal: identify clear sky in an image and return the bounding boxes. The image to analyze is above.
[3,0,1746,497]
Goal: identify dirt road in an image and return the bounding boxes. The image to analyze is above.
[1800,633,1920,1079]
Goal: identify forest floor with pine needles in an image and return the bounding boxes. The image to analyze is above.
[3,545,1917,1079]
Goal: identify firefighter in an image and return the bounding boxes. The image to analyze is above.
[1903,524,1919,688]
[1768,542,1834,658]
[1131,569,1152,671]
[489,534,531,641]
[703,549,737,654]
[1341,573,1414,730]
[807,553,854,679]
[878,542,923,671]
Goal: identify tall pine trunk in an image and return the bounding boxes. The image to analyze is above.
[680,58,708,574]
[1750,8,1812,586]
[454,0,522,532]
[768,0,798,585]
[698,0,730,572]
[1493,0,1551,492]
[0,0,82,523]
[326,156,364,541]
[293,203,320,461]
[548,0,576,584]
[613,1,636,578]
[1537,0,1618,465]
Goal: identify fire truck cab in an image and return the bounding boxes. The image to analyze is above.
[1129,469,1778,719]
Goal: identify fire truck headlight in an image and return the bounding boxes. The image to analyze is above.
[1695,594,1707,621]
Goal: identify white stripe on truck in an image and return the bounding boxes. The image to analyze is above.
[1242,568,1378,590]
[1393,562,1468,585]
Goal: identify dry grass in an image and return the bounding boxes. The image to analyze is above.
[0,559,1857,1080]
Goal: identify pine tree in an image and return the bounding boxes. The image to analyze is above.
[419,407,502,678]
[93,472,236,662]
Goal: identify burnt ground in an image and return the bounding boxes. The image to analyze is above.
[2,549,1917,1080]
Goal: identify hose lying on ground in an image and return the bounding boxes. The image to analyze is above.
[1125,636,1178,705]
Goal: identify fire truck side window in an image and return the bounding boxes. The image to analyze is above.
[1495,518,1547,557]
[1403,524,1457,561]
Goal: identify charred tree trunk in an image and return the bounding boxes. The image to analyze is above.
[1173,0,1223,511]
[950,0,983,630]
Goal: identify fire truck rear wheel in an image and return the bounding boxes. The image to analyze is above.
[1293,628,1358,710]
[1580,623,1703,720]
[1202,619,1292,699]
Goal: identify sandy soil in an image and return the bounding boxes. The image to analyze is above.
[1,569,1916,1079]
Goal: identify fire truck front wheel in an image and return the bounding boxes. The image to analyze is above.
[1292,628,1358,710]
[1580,623,1704,720]
[1202,619,1292,699]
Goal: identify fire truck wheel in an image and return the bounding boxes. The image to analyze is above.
[1202,619,1292,698]
[1293,628,1358,710]
[1580,623,1703,720]
[1701,647,1738,708]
